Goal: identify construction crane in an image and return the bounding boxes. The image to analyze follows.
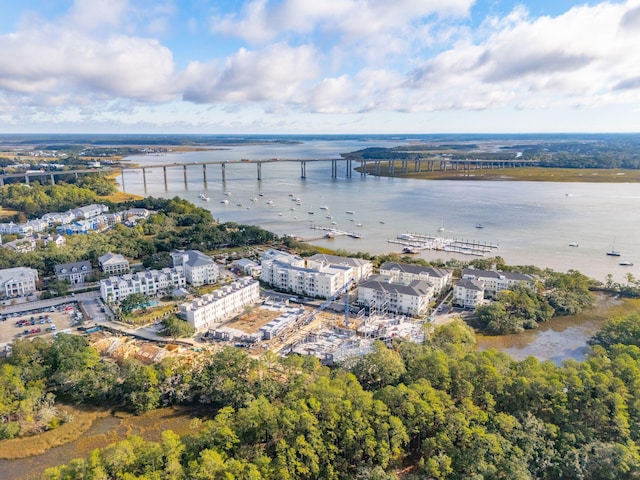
[305,277,356,327]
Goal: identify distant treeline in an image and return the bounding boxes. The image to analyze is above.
[345,138,640,169]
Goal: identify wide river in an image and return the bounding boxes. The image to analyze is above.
[122,138,640,285]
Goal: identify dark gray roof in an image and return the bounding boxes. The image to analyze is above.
[380,262,451,278]
[462,268,533,282]
[55,260,92,275]
[359,274,433,296]
[308,253,371,267]
[455,278,484,291]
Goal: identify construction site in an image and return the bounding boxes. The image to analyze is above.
[202,281,428,365]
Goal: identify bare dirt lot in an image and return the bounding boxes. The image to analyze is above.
[224,306,297,334]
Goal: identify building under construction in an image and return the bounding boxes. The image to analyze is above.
[287,298,426,365]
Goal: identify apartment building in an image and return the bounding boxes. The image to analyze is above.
[461,268,535,296]
[357,274,434,317]
[171,249,219,286]
[54,261,93,284]
[98,252,130,275]
[453,278,485,308]
[0,267,39,298]
[379,262,453,295]
[179,277,260,331]
[100,267,185,303]
[306,254,373,282]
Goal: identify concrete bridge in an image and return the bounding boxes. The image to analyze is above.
[122,157,537,191]
[122,157,356,191]
[0,157,537,189]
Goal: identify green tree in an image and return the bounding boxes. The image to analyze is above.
[161,315,196,340]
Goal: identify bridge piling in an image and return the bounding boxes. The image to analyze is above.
[163,166,168,190]
[120,168,125,191]
[202,164,207,186]
[257,162,262,181]
[347,158,352,177]
[221,163,226,183]
[183,165,188,188]
[142,167,147,191]
[301,161,306,179]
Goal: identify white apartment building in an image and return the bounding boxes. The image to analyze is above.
[306,254,373,282]
[100,267,185,303]
[0,267,39,298]
[261,257,351,299]
[171,250,219,286]
[357,274,434,317]
[179,277,260,331]
[71,204,109,220]
[0,223,33,235]
[461,268,535,297]
[261,250,367,299]
[454,278,485,308]
[42,211,76,226]
[379,262,452,295]
[98,252,130,275]
[261,249,305,267]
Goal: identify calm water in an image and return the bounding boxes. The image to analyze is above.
[122,139,640,284]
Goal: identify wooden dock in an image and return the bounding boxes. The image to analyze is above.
[389,233,498,257]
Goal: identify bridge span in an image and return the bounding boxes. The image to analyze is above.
[0,157,536,189]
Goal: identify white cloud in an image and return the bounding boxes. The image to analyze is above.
[0,29,177,102]
[211,0,474,43]
[181,43,319,103]
[399,1,640,112]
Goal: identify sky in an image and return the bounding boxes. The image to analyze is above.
[1,0,640,134]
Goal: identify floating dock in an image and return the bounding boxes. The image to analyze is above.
[311,225,362,239]
[389,233,498,256]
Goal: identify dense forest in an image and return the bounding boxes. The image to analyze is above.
[1,315,640,479]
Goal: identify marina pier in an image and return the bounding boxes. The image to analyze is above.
[389,233,499,256]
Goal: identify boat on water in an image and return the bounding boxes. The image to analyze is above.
[402,247,418,254]
[331,221,337,225]
[620,260,634,266]
[220,199,229,205]
[475,224,484,229]
[607,238,621,256]
[356,223,363,227]
[346,210,355,214]
[569,243,579,247]
[224,191,232,196]
[266,200,274,205]
[308,210,314,215]
[251,197,258,202]
[319,206,329,210]
[278,212,283,216]
[259,193,265,197]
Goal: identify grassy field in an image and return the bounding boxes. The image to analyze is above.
[359,165,640,183]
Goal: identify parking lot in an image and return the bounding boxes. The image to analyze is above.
[0,303,81,347]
